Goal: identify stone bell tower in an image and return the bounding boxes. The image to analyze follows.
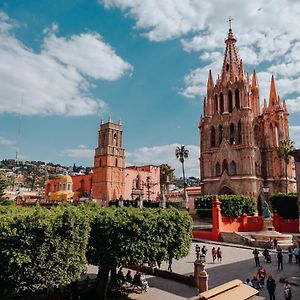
[92,117,125,203]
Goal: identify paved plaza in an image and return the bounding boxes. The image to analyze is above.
[88,241,300,299]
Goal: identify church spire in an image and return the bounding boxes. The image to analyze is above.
[268,75,279,108]
[221,19,241,84]
[251,69,258,90]
[207,69,214,91]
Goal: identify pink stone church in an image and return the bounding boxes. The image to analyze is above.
[199,27,296,208]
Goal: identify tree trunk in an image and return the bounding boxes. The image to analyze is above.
[285,161,288,193]
[182,161,187,208]
[96,267,110,300]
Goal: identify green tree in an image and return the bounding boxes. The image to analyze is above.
[175,145,189,208]
[87,207,192,300]
[276,139,295,193]
[0,204,90,297]
[0,175,8,201]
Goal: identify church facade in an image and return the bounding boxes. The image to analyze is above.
[199,27,296,207]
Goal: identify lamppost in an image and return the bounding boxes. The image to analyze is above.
[194,244,208,293]
[263,186,271,211]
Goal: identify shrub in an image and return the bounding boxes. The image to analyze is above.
[270,192,298,219]
[166,201,182,209]
[195,194,255,218]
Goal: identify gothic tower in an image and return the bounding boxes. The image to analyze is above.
[199,26,295,208]
[93,117,125,203]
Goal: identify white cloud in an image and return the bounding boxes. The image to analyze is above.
[127,143,199,177]
[289,126,300,148]
[61,145,94,159]
[102,1,300,104]
[0,13,132,116]
[0,135,14,145]
[286,98,300,114]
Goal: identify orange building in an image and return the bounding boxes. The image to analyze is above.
[45,119,160,204]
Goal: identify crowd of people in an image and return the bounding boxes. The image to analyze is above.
[117,268,149,292]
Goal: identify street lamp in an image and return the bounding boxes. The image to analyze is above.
[263,186,270,205]
[195,244,200,260]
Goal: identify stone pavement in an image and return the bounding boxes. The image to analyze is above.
[87,241,300,299]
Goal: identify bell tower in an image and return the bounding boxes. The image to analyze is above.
[92,117,125,203]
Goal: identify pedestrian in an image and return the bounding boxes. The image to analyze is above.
[252,248,260,267]
[283,280,292,300]
[201,245,208,256]
[244,278,253,287]
[217,247,222,263]
[288,246,293,264]
[257,265,267,287]
[167,256,173,272]
[273,238,278,250]
[277,251,283,270]
[212,247,217,263]
[251,276,261,291]
[266,275,276,300]
[293,246,299,264]
[277,248,283,270]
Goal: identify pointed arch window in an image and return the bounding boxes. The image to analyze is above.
[235,89,240,108]
[230,123,235,144]
[115,158,118,167]
[220,93,224,114]
[222,159,228,173]
[216,162,221,176]
[211,126,216,147]
[218,125,223,146]
[228,90,233,113]
[230,161,237,175]
[274,124,279,147]
[99,158,102,167]
[215,95,218,113]
[238,120,242,144]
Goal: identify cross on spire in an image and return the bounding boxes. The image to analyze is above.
[227,16,233,30]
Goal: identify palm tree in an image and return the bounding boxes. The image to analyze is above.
[276,139,295,193]
[175,145,189,209]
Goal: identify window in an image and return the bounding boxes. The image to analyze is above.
[220,93,224,114]
[113,132,117,146]
[215,95,218,113]
[211,126,216,147]
[216,162,221,176]
[218,125,223,146]
[235,89,240,108]
[99,158,102,167]
[230,161,237,175]
[230,123,235,144]
[115,158,118,167]
[275,125,279,147]
[228,90,233,113]
[222,159,228,173]
[238,121,242,144]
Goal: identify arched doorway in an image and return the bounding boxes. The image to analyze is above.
[219,186,235,195]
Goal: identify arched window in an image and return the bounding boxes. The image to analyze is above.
[211,126,216,147]
[102,134,106,146]
[214,95,218,113]
[115,158,118,167]
[228,90,233,113]
[220,93,224,114]
[113,132,117,146]
[216,162,221,176]
[99,158,102,167]
[230,123,235,144]
[275,125,279,147]
[230,161,237,175]
[222,159,228,173]
[238,120,242,144]
[235,89,240,108]
[218,125,223,146]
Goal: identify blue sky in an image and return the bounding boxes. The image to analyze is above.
[0,0,300,177]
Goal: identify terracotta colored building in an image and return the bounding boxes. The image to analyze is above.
[199,27,296,208]
[45,119,160,203]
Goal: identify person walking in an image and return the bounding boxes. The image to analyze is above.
[212,247,217,263]
[293,246,299,264]
[217,247,222,263]
[273,238,278,250]
[257,265,267,287]
[167,256,173,272]
[253,248,260,267]
[266,275,276,300]
[277,246,283,270]
[288,246,293,264]
[283,280,292,299]
[201,245,208,256]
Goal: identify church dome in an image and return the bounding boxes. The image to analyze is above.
[60,175,73,183]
